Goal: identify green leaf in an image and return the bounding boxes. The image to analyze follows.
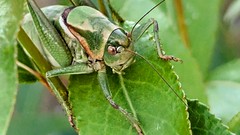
[188,99,234,135]
[111,0,221,76]
[206,81,240,123]
[16,0,231,134]
[69,29,190,134]
[111,0,208,104]
[0,0,25,134]
[162,21,208,103]
[150,0,222,104]
[182,0,221,75]
[228,112,240,134]
[163,0,223,103]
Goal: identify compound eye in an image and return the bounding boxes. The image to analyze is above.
[116,46,124,53]
[107,46,117,55]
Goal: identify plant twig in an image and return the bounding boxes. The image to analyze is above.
[16,60,52,92]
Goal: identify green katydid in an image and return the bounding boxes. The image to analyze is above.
[20,0,184,134]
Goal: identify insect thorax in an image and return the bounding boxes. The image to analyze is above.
[63,6,120,61]
[55,17,87,64]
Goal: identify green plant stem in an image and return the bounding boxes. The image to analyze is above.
[16,60,50,89]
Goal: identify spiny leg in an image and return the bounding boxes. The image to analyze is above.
[46,63,94,103]
[46,63,94,78]
[150,18,182,62]
[46,63,94,128]
[97,68,143,135]
[131,18,181,62]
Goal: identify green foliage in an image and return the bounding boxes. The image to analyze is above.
[188,99,233,135]
[7,83,76,135]
[228,112,240,134]
[69,36,190,134]
[1,0,240,134]
[0,0,25,134]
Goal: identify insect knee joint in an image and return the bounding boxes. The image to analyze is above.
[107,97,119,109]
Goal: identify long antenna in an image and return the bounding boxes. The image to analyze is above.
[126,49,188,107]
[130,0,166,35]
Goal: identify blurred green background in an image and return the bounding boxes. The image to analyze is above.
[7,0,240,134]
[7,83,76,135]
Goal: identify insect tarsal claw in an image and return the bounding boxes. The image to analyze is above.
[159,55,183,63]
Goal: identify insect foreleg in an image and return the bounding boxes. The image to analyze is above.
[45,62,94,127]
[46,63,94,78]
[46,63,94,105]
[150,18,182,62]
[132,18,181,62]
[97,68,143,135]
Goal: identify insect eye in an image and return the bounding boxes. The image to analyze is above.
[116,46,124,53]
[107,46,117,55]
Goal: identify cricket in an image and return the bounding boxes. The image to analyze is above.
[20,0,186,134]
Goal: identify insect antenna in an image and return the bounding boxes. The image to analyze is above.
[130,0,166,36]
[126,49,188,107]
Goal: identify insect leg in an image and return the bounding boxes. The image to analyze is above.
[150,18,182,62]
[97,68,144,135]
[46,63,94,99]
[45,63,94,129]
[131,18,181,62]
[46,63,94,78]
